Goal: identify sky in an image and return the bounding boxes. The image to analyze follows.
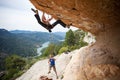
[0,0,78,32]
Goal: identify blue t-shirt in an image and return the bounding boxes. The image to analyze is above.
[49,58,55,66]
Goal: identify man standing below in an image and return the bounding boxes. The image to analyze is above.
[48,54,58,79]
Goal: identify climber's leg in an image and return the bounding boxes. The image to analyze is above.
[52,19,72,28]
[31,8,52,32]
[52,20,66,28]
[34,14,48,27]
[31,8,47,27]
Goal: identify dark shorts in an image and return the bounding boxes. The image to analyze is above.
[50,64,55,67]
[49,65,55,70]
[49,65,55,69]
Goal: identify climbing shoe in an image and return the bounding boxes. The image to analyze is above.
[66,23,72,28]
[48,71,51,74]
[31,8,38,13]
[48,29,52,32]
[56,76,58,79]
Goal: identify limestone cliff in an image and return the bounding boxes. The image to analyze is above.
[28,0,120,80]
[30,0,120,34]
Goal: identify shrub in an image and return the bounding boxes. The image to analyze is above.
[2,55,26,80]
[79,40,88,47]
[69,45,79,51]
[58,47,68,54]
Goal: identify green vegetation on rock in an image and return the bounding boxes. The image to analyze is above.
[40,29,88,57]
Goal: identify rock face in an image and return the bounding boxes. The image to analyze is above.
[29,0,120,80]
[63,46,120,80]
[30,0,120,34]
[16,50,77,80]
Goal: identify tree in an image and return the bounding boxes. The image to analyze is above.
[64,29,75,46]
[58,46,68,54]
[74,29,88,47]
[54,42,63,55]
[3,55,26,80]
[5,55,26,70]
[41,43,55,57]
[74,30,81,45]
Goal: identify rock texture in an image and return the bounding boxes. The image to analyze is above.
[28,0,120,80]
[30,0,120,34]
[63,46,120,80]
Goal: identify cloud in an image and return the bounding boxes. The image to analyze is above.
[0,0,78,32]
[0,0,34,11]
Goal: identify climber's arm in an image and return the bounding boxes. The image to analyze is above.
[48,59,50,63]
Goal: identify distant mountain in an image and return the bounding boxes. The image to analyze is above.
[10,30,66,38]
[0,29,65,57]
[10,30,65,43]
[0,29,36,57]
[10,30,38,33]
[0,29,12,36]
[53,32,66,38]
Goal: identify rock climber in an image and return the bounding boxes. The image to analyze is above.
[31,8,72,32]
[48,54,58,79]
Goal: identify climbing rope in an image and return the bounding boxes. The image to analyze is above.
[49,32,54,43]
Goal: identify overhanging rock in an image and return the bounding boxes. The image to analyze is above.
[29,0,120,80]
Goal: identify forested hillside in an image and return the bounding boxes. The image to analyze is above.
[0,29,65,71]
[0,29,64,56]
